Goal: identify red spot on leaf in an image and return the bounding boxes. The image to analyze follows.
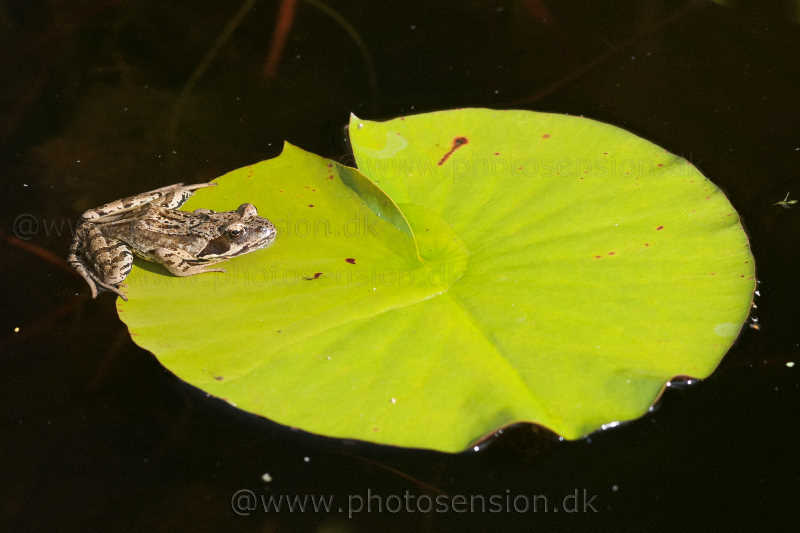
[657,163,664,167]
[494,152,500,156]
[214,376,224,381]
[437,136,469,166]
[608,251,615,255]
[304,272,324,280]
[595,255,602,259]
[308,204,315,207]
[644,243,650,247]
[542,133,551,139]
[656,225,664,231]
[345,258,356,264]
[328,175,334,180]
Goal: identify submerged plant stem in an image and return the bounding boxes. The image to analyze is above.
[168,0,257,141]
[263,0,298,78]
[303,0,379,112]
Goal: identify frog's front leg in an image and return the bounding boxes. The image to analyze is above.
[82,182,216,222]
[151,248,227,277]
[68,222,133,300]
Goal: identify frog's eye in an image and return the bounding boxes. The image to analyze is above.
[228,228,244,238]
[237,203,258,218]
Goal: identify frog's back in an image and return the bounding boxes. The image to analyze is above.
[102,207,216,255]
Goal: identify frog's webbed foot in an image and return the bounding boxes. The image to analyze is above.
[94,278,129,301]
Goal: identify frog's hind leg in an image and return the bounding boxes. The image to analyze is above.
[154,182,217,210]
[67,222,132,300]
[82,182,216,222]
[68,227,100,299]
[83,184,185,221]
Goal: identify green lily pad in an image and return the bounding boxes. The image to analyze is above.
[119,109,755,452]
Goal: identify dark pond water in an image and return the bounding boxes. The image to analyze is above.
[2,1,798,531]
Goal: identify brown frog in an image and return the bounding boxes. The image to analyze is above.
[68,182,276,300]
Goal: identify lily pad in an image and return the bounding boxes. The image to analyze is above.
[119,109,755,452]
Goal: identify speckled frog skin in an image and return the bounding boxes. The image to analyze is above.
[68,182,276,300]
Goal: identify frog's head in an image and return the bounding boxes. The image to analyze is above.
[199,203,277,258]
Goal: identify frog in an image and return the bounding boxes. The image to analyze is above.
[67,182,277,300]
